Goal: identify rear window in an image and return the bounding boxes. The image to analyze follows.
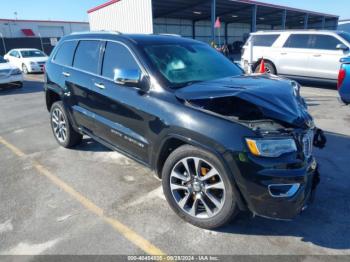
[54,41,78,66]
[73,40,101,74]
[283,34,311,49]
[251,34,280,47]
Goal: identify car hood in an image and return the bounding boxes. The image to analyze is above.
[175,74,313,128]
[340,56,350,64]
[0,62,17,70]
[22,57,48,63]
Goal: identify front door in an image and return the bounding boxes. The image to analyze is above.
[88,41,150,163]
[307,34,349,80]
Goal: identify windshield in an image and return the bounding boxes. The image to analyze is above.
[143,43,243,88]
[20,50,46,58]
[0,56,7,63]
[338,32,350,43]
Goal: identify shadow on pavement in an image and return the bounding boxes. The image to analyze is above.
[0,80,44,95]
[218,131,350,250]
[297,79,337,90]
[73,138,111,153]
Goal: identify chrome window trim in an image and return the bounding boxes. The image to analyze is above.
[50,38,150,86]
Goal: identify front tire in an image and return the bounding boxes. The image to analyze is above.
[162,145,239,229]
[22,64,29,74]
[50,101,82,148]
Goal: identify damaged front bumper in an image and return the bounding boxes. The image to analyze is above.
[245,157,319,220]
[233,128,325,221]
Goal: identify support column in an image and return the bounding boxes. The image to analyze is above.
[321,17,326,29]
[304,14,309,29]
[211,0,216,42]
[335,17,339,30]
[251,5,257,32]
[225,22,228,44]
[192,20,196,39]
[282,9,287,30]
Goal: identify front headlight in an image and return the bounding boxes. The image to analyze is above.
[30,61,37,66]
[11,68,22,75]
[246,138,297,157]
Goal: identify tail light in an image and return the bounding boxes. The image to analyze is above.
[337,68,346,90]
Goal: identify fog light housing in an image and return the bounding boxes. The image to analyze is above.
[268,183,300,198]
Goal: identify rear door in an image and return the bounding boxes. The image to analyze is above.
[67,40,104,134]
[307,34,348,80]
[277,34,313,77]
[48,40,78,121]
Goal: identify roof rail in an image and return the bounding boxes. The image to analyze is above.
[158,33,182,37]
[70,30,123,35]
[253,29,334,33]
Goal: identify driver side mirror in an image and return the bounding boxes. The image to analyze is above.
[336,43,349,52]
[113,69,150,92]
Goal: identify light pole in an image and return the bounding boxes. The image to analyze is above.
[38,33,44,52]
[0,32,6,55]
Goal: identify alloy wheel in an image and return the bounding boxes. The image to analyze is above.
[169,157,226,219]
[52,108,67,143]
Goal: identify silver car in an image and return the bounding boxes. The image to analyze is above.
[241,30,350,83]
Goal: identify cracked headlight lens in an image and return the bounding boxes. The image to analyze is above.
[246,138,297,157]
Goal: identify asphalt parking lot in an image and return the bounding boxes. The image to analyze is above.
[0,74,350,256]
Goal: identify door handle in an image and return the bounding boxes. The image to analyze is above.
[280,52,287,55]
[313,54,322,57]
[62,72,70,77]
[94,82,105,89]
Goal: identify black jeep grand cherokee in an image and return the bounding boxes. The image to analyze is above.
[45,32,324,229]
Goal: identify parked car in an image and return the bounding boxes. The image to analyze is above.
[0,55,23,88]
[4,48,48,74]
[338,57,350,104]
[45,32,325,229]
[241,30,350,83]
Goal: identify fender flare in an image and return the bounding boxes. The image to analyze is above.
[154,133,248,211]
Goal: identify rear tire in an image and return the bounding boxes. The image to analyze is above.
[254,61,276,75]
[162,145,239,229]
[50,101,82,148]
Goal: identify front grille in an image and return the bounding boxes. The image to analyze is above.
[37,62,46,66]
[302,130,314,158]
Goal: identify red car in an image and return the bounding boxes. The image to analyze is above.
[338,57,350,104]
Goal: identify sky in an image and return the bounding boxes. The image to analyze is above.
[0,0,348,22]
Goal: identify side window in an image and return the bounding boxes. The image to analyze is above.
[251,34,280,47]
[311,35,342,50]
[54,41,78,66]
[102,42,140,79]
[73,40,101,74]
[10,51,19,57]
[283,34,311,49]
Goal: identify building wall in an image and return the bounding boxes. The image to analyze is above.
[153,18,252,44]
[89,0,153,33]
[0,20,89,38]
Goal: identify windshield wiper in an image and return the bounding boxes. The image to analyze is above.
[173,80,203,89]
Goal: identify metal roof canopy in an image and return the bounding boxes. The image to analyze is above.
[152,0,338,29]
